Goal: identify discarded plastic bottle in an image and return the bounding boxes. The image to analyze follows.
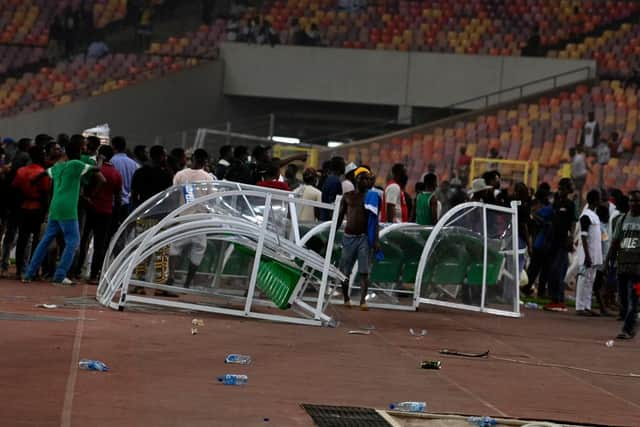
[218,374,248,385]
[225,354,252,365]
[524,302,538,309]
[388,401,426,412]
[78,359,110,372]
[420,360,442,370]
[467,416,497,427]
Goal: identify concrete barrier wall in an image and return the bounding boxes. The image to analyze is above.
[0,46,597,143]
[221,43,596,108]
[0,61,225,144]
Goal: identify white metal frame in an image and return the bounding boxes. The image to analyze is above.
[414,201,522,317]
[98,183,345,327]
[298,201,521,317]
[193,128,272,150]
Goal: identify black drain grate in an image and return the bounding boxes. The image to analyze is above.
[301,404,391,427]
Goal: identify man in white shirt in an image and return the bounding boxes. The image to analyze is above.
[342,162,357,194]
[576,190,603,316]
[570,147,589,207]
[173,149,213,185]
[580,112,600,152]
[296,168,322,222]
[383,163,408,223]
[166,149,213,291]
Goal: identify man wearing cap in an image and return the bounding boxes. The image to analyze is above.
[337,167,378,310]
[469,178,494,202]
[342,162,357,194]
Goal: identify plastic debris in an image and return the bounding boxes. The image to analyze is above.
[36,304,58,309]
[389,401,426,412]
[79,359,110,372]
[409,328,427,337]
[217,374,248,385]
[348,330,371,335]
[225,354,252,365]
[440,349,490,358]
[468,416,497,426]
[606,340,615,348]
[191,318,204,335]
[420,360,442,370]
[524,302,539,309]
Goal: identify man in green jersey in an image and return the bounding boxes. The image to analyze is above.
[415,173,439,226]
[23,137,105,285]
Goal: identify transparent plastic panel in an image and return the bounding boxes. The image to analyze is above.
[419,203,519,316]
[484,210,520,313]
[420,206,486,308]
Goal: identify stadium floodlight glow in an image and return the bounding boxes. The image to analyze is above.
[272,136,300,144]
[327,141,344,148]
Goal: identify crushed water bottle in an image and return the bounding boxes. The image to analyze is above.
[225,354,252,365]
[78,359,110,372]
[388,401,426,412]
[468,416,497,427]
[218,374,248,385]
[524,302,539,309]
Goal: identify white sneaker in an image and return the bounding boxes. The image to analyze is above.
[52,277,75,286]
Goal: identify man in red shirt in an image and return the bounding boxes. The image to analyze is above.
[12,146,51,279]
[75,144,122,282]
[256,162,291,191]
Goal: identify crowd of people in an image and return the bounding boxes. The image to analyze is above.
[0,136,637,339]
[0,134,201,286]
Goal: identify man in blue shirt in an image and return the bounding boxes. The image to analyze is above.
[110,136,139,226]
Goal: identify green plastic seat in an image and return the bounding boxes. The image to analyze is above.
[196,241,222,273]
[222,244,256,276]
[256,260,301,309]
[451,232,504,286]
[384,230,428,283]
[466,253,504,286]
[370,241,403,283]
[424,240,469,285]
[224,244,302,309]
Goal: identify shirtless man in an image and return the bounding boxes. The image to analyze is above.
[337,168,379,310]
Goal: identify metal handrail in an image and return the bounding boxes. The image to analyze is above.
[449,66,593,110]
[330,64,594,152]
